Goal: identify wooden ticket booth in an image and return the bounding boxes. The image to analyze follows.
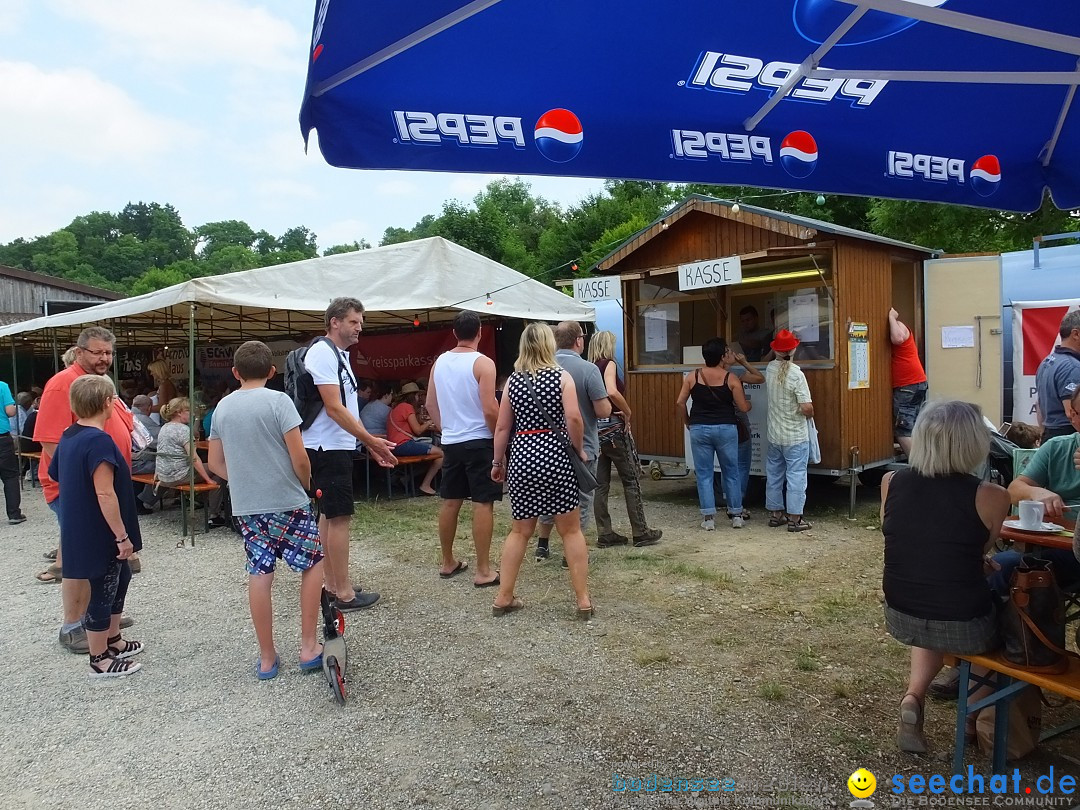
[593,195,935,477]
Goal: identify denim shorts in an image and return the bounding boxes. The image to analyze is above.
[893,382,928,437]
[238,509,323,575]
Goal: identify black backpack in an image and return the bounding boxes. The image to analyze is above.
[284,337,349,431]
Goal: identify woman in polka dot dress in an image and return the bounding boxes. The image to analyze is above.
[490,323,593,619]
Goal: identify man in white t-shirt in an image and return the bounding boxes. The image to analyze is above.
[426,311,501,587]
[302,297,396,611]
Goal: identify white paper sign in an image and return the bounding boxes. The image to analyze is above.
[644,305,675,352]
[941,325,975,349]
[573,276,621,303]
[788,294,819,343]
[678,256,742,291]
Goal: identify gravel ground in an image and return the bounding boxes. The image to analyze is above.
[3,476,1078,810]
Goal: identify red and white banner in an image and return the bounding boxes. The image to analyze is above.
[349,327,495,381]
[1012,299,1080,422]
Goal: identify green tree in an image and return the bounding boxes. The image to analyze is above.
[130,265,193,296]
[196,220,257,255]
[323,239,371,256]
[277,226,319,258]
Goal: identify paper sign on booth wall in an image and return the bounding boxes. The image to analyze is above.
[848,322,869,389]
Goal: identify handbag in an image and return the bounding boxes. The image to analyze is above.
[1000,556,1069,673]
[807,417,821,464]
[519,373,599,493]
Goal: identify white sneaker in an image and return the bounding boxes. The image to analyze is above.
[731,516,745,529]
[701,517,715,531]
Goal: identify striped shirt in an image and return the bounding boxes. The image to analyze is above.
[765,360,812,446]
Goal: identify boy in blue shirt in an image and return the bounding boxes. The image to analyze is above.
[207,341,324,680]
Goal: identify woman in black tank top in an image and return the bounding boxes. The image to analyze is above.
[880,400,1009,754]
[676,337,751,531]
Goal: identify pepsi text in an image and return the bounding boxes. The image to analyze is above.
[887,150,966,183]
[393,111,525,147]
[688,52,887,106]
[672,130,773,162]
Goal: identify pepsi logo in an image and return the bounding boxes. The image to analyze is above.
[534,109,583,163]
[793,0,948,46]
[969,154,1001,197]
[779,131,818,178]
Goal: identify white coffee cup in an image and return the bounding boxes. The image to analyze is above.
[1018,500,1046,530]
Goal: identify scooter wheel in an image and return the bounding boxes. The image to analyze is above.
[333,608,345,635]
[325,655,346,705]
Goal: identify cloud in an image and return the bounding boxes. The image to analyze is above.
[0,61,200,165]
[50,0,303,72]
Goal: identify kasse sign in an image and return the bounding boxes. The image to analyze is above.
[573,276,621,303]
[679,256,742,291]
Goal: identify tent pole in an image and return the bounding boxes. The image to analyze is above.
[51,330,59,374]
[187,303,197,549]
[10,338,25,493]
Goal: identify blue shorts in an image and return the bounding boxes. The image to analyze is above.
[238,508,323,575]
[893,382,928,438]
[393,439,435,457]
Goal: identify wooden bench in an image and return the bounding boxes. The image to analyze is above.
[359,452,433,499]
[18,450,41,489]
[946,652,1080,774]
[132,473,220,535]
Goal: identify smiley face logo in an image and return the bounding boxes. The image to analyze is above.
[847,768,876,799]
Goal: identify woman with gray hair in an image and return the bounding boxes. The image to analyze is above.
[880,399,1009,754]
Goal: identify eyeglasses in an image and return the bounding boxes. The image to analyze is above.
[79,348,114,358]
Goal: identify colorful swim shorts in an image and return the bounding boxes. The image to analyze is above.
[238,508,323,575]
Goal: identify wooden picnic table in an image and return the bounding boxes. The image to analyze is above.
[998,518,1075,554]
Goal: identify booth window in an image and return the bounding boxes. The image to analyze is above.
[730,282,834,364]
[634,276,718,366]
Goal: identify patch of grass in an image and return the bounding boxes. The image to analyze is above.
[762,566,808,586]
[620,554,735,588]
[757,681,786,701]
[814,589,867,624]
[635,649,672,667]
[831,680,851,699]
[666,562,734,587]
[826,727,874,758]
[710,632,742,649]
[794,646,821,672]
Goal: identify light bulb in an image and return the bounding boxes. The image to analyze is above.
[731,203,741,214]
[815,194,826,206]
[661,219,669,230]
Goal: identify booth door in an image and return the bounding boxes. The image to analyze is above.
[923,256,1003,425]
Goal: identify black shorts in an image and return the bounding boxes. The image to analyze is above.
[440,439,503,503]
[308,449,355,519]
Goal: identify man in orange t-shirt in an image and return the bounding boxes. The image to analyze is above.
[34,326,134,654]
[889,307,928,455]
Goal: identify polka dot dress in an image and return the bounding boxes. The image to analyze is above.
[505,368,579,520]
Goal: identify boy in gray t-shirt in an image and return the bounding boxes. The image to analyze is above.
[207,341,325,681]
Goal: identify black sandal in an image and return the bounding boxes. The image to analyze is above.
[107,634,144,660]
[788,519,813,533]
[768,513,788,528]
[89,650,142,679]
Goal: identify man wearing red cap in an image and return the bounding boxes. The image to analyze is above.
[764,329,815,533]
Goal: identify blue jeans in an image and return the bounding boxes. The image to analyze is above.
[988,550,1080,597]
[690,424,742,517]
[765,441,810,516]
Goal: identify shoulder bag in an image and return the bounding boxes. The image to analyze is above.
[520,372,598,493]
[1000,555,1072,674]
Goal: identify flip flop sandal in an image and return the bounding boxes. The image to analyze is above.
[438,560,469,579]
[36,564,62,584]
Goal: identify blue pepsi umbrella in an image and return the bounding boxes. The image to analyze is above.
[300,0,1080,213]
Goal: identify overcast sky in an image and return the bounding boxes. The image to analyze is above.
[0,0,605,249]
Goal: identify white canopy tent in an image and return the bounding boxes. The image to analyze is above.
[0,237,594,349]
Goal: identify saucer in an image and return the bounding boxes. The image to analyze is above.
[1003,519,1065,534]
